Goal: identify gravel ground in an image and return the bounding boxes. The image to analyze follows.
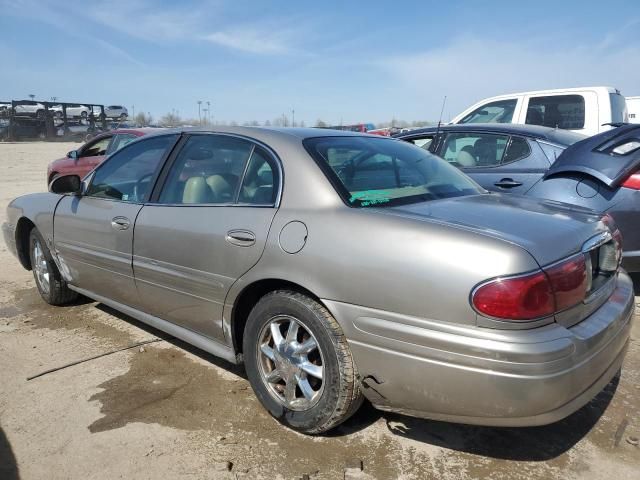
[0,141,639,480]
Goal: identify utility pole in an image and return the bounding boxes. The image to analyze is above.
[50,96,57,102]
[197,100,202,125]
[292,109,295,127]
[206,101,210,125]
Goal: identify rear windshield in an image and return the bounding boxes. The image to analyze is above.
[303,136,484,207]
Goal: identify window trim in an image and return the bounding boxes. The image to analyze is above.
[148,132,284,208]
[84,133,181,205]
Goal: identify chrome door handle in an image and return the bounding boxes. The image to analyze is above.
[494,178,523,188]
[226,229,256,247]
[111,216,131,230]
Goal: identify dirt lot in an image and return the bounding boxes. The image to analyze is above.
[0,141,639,480]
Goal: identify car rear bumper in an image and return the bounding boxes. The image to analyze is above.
[324,271,635,427]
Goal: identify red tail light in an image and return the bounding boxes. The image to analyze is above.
[472,271,554,320]
[544,255,588,311]
[622,172,640,190]
[472,254,588,321]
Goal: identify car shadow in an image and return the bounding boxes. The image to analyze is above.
[376,375,619,461]
[0,427,19,480]
[92,302,616,454]
[94,304,247,379]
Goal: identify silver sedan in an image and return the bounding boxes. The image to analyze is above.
[2,127,634,434]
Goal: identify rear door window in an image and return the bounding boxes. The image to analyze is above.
[525,95,585,129]
[440,133,530,168]
[459,99,517,124]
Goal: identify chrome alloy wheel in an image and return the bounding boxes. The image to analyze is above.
[33,239,50,295]
[257,315,325,411]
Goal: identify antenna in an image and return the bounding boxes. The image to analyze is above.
[435,95,447,137]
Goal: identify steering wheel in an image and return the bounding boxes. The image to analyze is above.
[133,173,154,202]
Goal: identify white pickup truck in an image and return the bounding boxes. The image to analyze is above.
[627,96,640,124]
[450,86,628,137]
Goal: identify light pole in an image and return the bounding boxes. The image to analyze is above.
[197,100,202,125]
[206,101,210,125]
[28,94,35,101]
[292,109,295,127]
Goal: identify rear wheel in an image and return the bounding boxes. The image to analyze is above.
[243,290,363,434]
[29,228,78,305]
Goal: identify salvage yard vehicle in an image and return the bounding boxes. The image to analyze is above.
[396,123,640,272]
[451,86,628,137]
[50,104,91,119]
[47,128,155,184]
[3,127,634,434]
[103,105,128,120]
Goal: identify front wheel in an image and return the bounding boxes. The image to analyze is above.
[243,291,363,434]
[29,228,78,305]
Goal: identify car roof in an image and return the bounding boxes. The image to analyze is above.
[395,123,586,146]
[141,126,389,142]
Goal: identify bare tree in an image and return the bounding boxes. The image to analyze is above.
[159,111,182,127]
[315,119,327,128]
[133,112,153,126]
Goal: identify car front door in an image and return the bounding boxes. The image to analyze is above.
[132,133,280,341]
[53,134,179,307]
[75,135,114,178]
[436,131,549,194]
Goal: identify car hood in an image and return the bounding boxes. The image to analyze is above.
[383,193,607,266]
[545,124,640,188]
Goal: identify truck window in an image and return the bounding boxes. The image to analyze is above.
[459,99,517,124]
[525,95,585,130]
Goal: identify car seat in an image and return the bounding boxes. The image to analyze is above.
[456,145,477,167]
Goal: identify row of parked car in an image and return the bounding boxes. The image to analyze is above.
[0,102,128,120]
[3,87,638,436]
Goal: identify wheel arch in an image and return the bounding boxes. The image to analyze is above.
[230,278,325,355]
[15,217,35,270]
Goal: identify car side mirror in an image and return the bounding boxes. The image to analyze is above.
[50,174,82,195]
[66,150,78,160]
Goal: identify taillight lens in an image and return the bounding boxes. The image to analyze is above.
[472,255,588,321]
[472,271,554,320]
[544,255,588,311]
[622,172,640,190]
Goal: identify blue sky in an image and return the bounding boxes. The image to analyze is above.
[1,0,639,125]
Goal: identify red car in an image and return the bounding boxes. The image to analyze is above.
[47,129,156,185]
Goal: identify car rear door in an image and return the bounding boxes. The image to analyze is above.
[132,133,280,341]
[53,134,179,308]
[436,131,550,194]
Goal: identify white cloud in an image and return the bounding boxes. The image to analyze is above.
[202,26,296,55]
[375,35,640,120]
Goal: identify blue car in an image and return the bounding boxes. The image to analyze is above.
[396,123,640,271]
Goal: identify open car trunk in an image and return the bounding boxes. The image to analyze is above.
[545,124,640,188]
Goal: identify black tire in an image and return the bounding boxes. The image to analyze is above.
[35,109,45,120]
[119,113,127,120]
[28,228,78,305]
[243,290,363,434]
[81,111,88,118]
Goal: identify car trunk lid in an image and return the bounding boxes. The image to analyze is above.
[544,124,640,188]
[384,193,608,267]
